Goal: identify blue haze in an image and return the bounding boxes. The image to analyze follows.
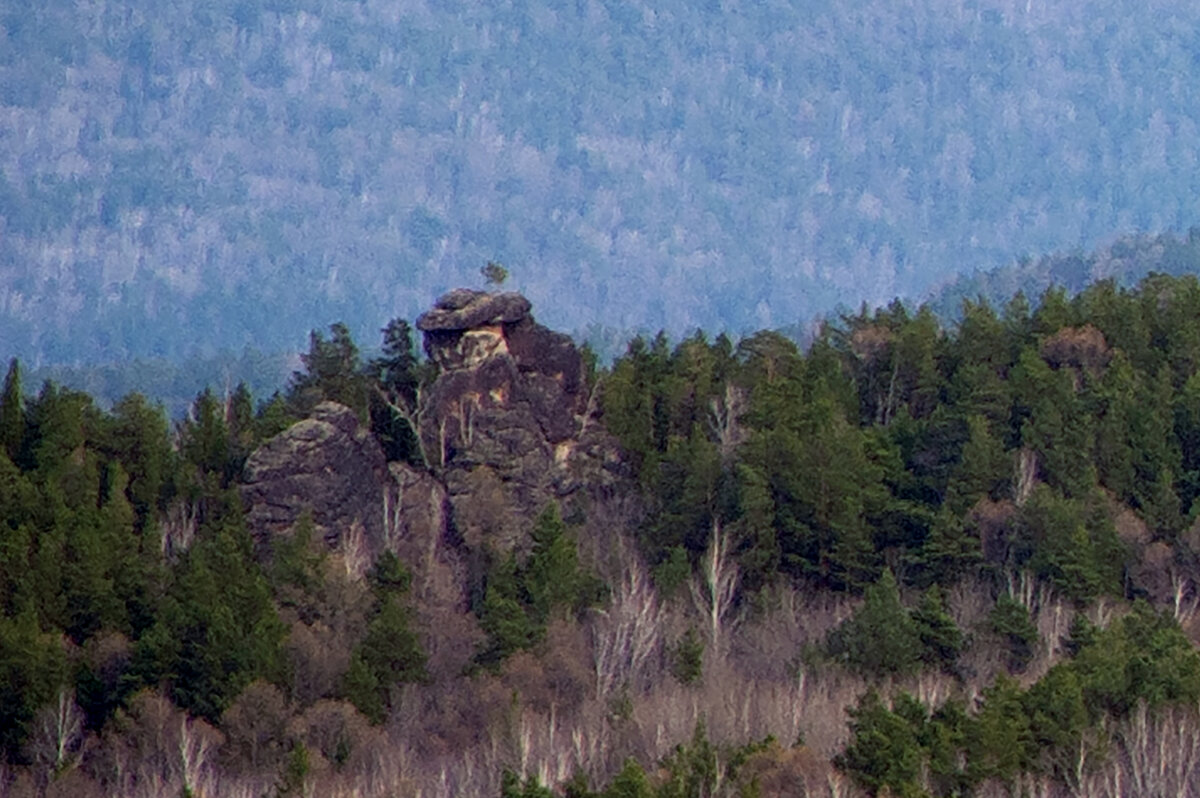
[2,0,1200,368]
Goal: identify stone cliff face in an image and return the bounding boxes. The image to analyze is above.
[241,289,625,562]
[416,288,624,555]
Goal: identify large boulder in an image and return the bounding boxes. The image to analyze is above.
[241,402,388,550]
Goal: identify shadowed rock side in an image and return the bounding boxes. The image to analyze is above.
[241,401,389,551]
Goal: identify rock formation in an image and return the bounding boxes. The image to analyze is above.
[241,401,389,552]
[415,288,625,555]
[241,289,625,562]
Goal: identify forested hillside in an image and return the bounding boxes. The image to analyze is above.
[5,275,1200,796]
[8,0,1200,365]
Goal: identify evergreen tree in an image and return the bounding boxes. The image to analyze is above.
[135,521,284,721]
[288,322,369,419]
[944,414,1009,514]
[106,392,171,527]
[988,596,1038,672]
[368,317,424,463]
[966,675,1034,786]
[827,569,921,677]
[0,608,68,761]
[836,690,925,798]
[0,358,24,464]
[911,587,964,672]
[343,550,426,722]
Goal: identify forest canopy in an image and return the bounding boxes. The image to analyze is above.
[5,273,1200,796]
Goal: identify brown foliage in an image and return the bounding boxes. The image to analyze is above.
[971,498,1017,565]
[220,681,290,772]
[735,741,840,798]
[290,699,378,775]
[1040,324,1111,375]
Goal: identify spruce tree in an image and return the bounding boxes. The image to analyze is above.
[828,568,921,677]
[0,358,23,464]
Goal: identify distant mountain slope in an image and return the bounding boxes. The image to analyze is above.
[925,231,1200,318]
[6,1,1200,364]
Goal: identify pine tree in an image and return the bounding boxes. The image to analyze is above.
[944,414,1009,514]
[0,358,24,464]
[828,569,921,677]
[836,690,926,798]
[912,586,964,671]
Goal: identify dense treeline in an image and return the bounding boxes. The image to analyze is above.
[606,272,1200,599]
[7,276,1200,796]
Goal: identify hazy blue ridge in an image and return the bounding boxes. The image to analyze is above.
[5,0,1200,366]
[925,230,1200,320]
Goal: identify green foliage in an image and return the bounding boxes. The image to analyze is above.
[965,675,1034,785]
[0,358,25,464]
[367,317,425,464]
[911,587,964,672]
[475,506,604,668]
[475,555,542,667]
[0,609,68,761]
[343,550,426,723]
[657,721,720,798]
[669,627,705,686]
[651,547,691,597]
[482,260,509,287]
[1067,602,1200,717]
[524,505,606,622]
[288,322,370,419]
[987,596,1039,672]
[500,770,555,798]
[275,741,310,798]
[135,521,284,722]
[944,414,1009,514]
[827,569,922,677]
[1018,487,1125,602]
[835,690,927,798]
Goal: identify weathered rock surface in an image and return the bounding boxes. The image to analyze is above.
[415,289,627,556]
[241,289,627,566]
[241,402,388,549]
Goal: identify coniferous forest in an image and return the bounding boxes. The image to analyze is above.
[8,275,1200,797]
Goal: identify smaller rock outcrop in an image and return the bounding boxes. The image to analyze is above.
[241,402,388,550]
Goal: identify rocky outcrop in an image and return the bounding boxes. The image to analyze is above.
[241,290,626,566]
[416,289,626,556]
[241,402,389,550]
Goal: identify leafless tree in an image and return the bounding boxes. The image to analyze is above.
[708,383,748,464]
[1171,573,1197,627]
[1014,448,1037,506]
[690,517,740,656]
[1113,701,1200,798]
[27,688,84,778]
[177,715,221,798]
[160,497,198,559]
[339,518,370,579]
[375,383,435,468]
[592,538,666,699]
[221,681,290,772]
